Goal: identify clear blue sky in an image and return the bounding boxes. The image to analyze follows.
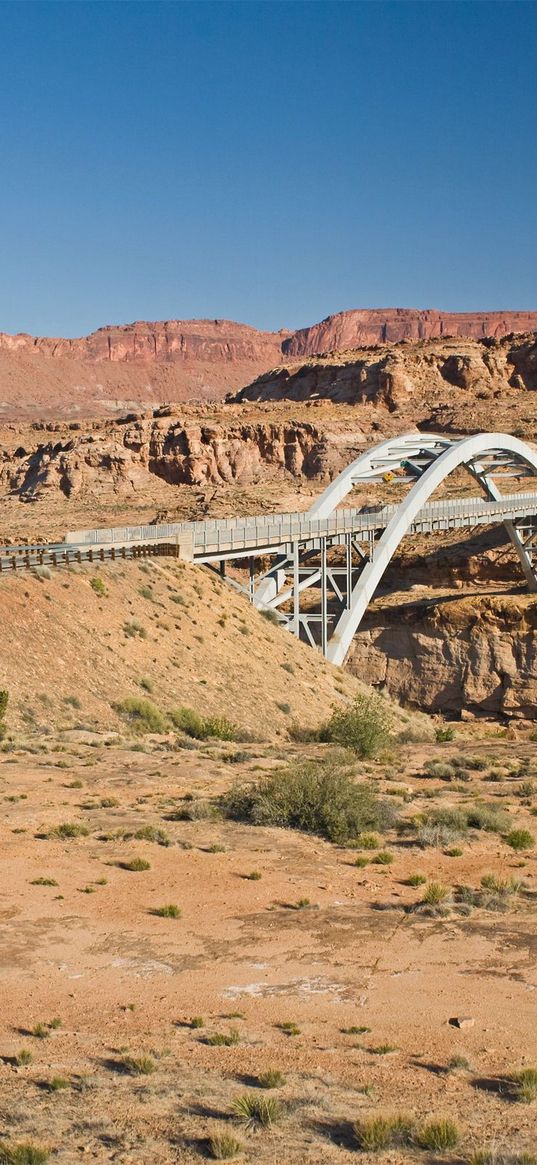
[1,0,536,337]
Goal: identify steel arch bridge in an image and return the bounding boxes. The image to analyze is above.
[250,431,537,665]
[40,429,537,667]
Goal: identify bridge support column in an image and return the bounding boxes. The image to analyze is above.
[292,541,300,636]
[320,538,327,656]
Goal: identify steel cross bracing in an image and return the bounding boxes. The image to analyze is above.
[5,431,537,667]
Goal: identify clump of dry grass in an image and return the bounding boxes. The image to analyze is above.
[231,1093,283,1129]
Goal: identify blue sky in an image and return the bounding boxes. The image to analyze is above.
[1,0,536,337]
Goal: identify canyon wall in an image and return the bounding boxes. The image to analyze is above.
[346,595,537,720]
[283,308,537,357]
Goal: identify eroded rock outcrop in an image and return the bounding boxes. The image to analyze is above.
[0,411,365,502]
[235,333,537,438]
[347,595,537,719]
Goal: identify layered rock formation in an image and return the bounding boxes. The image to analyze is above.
[1,308,536,421]
[283,308,537,356]
[0,318,289,365]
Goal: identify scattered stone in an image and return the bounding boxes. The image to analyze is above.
[449,1016,475,1029]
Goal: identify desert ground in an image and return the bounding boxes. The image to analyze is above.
[1,724,537,1163]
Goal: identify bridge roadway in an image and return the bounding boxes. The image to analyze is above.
[1,489,537,570]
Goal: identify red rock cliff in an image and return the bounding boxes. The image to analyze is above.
[283,308,537,357]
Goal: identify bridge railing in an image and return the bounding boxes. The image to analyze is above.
[62,491,537,557]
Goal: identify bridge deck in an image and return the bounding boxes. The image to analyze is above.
[0,490,536,571]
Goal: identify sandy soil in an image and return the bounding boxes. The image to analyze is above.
[0,733,536,1163]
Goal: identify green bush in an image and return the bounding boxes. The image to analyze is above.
[114,698,166,734]
[90,577,107,597]
[221,756,396,844]
[321,692,393,758]
[435,726,456,742]
[506,829,535,852]
[169,706,240,741]
[150,904,181,918]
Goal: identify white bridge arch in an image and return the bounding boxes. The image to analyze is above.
[254,431,537,665]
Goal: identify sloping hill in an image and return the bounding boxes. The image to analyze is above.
[0,555,373,741]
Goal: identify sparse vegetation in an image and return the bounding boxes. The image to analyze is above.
[423,881,452,906]
[169,706,241,741]
[14,1050,32,1067]
[353,1114,414,1150]
[117,857,151,872]
[506,829,535,852]
[416,1118,461,1150]
[470,1151,537,1165]
[0,690,8,740]
[43,822,89,839]
[47,1076,69,1091]
[511,1067,537,1103]
[0,1144,50,1164]
[206,1029,240,1047]
[120,1054,157,1075]
[150,904,181,918]
[448,1054,472,1071]
[90,576,107,597]
[435,725,456,742]
[133,824,170,846]
[258,1069,286,1088]
[30,1024,49,1040]
[122,620,147,639]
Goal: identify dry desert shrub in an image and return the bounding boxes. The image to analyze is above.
[221,755,397,844]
